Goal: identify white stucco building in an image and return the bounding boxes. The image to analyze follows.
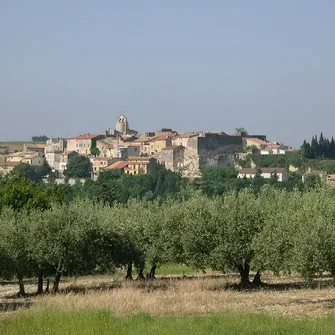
[238,167,289,182]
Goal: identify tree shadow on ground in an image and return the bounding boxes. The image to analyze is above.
[2,274,334,301]
[0,300,33,312]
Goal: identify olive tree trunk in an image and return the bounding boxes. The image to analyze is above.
[37,266,43,294]
[252,271,263,287]
[45,278,50,293]
[125,263,133,280]
[149,264,157,279]
[136,266,145,281]
[237,260,251,288]
[53,271,62,293]
[17,273,25,296]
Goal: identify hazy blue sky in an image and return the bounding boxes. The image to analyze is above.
[1,1,334,146]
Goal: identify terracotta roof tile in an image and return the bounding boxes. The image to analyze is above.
[25,144,46,149]
[246,138,268,145]
[106,161,129,170]
[68,134,101,140]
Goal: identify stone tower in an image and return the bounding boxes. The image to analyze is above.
[116,113,129,135]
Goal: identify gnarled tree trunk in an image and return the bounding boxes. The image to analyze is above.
[252,271,263,287]
[17,273,25,296]
[53,271,62,293]
[149,264,157,279]
[237,260,251,288]
[125,263,133,280]
[136,266,145,280]
[37,265,43,294]
[45,278,50,293]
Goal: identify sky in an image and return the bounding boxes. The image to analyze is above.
[1,1,334,147]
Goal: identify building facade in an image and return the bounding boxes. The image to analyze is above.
[238,168,289,182]
[160,145,185,171]
[67,134,104,155]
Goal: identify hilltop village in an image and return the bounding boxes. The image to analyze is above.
[0,114,297,182]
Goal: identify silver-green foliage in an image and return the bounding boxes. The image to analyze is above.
[2,185,335,292]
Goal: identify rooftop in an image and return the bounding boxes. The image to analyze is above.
[239,167,285,174]
[162,145,184,151]
[127,156,155,161]
[246,137,268,146]
[24,143,46,149]
[0,161,20,167]
[133,137,152,143]
[148,135,171,142]
[92,157,113,162]
[68,133,101,140]
[175,132,200,138]
[106,161,129,170]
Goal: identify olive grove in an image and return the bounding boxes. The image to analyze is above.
[1,184,335,295]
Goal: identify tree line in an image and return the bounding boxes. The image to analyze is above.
[1,183,335,295]
[301,133,335,159]
[31,135,49,142]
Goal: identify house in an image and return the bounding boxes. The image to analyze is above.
[260,142,288,155]
[260,148,287,155]
[238,168,289,182]
[57,152,69,175]
[96,139,117,158]
[91,157,115,176]
[23,143,46,154]
[106,160,129,173]
[148,135,173,155]
[245,137,268,149]
[132,137,152,156]
[114,144,140,159]
[45,138,67,171]
[45,138,66,152]
[5,151,44,166]
[125,157,157,175]
[107,157,157,175]
[67,133,104,155]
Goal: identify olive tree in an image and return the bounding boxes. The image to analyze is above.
[28,200,112,292]
[0,209,35,295]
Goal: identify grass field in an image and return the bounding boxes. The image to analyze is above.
[1,272,335,334]
[1,308,335,335]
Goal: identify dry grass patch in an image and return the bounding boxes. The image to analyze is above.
[25,276,335,318]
